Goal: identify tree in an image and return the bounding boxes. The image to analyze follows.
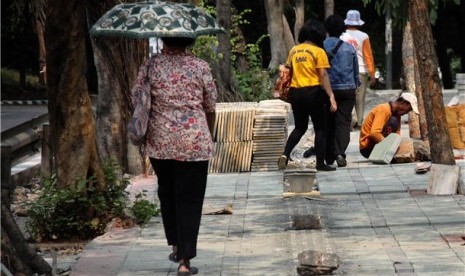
[1,203,52,275]
[402,20,429,142]
[88,0,148,175]
[324,0,334,18]
[292,0,305,45]
[263,0,288,69]
[46,0,106,188]
[31,0,47,86]
[216,0,233,93]
[408,0,455,165]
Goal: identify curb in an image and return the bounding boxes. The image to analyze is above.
[1,100,48,106]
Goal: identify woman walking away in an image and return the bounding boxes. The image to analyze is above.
[131,36,217,275]
[323,14,360,167]
[278,19,338,172]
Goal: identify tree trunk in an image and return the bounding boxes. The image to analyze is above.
[413,46,429,142]
[215,0,242,102]
[35,19,47,86]
[88,1,148,175]
[324,0,334,19]
[1,202,52,275]
[402,21,421,140]
[408,0,455,165]
[233,27,249,74]
[46,0,106,189]
[92,37,146,175]
[282,15,295,51]
[404,20,428,141]
[31,0,48,86]
[293,0,304,44]
[217,0,233,91]
[264,0,288,69]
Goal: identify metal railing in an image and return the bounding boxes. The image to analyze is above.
[1,114,48,207]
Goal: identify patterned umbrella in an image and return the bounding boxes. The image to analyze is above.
[90,0,226,39]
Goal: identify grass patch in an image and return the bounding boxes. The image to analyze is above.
[1,67,46,100]
[1,68,40,87]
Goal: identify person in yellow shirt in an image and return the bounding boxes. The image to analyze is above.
[340,10,376,129]
[278,19,338,171]
[359,92,419,158]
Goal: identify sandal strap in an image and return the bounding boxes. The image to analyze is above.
[177,263,198,275]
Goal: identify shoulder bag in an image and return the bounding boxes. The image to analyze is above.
[273,64,292,102]
[128,58,153,145]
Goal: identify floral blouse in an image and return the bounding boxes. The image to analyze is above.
[131,48,217,161]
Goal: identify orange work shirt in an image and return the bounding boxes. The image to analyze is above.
[359,103,401,150]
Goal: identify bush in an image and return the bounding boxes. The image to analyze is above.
[130,191,160,226]
[26,161,130,241]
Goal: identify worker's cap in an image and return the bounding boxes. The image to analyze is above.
[400,92,419,114]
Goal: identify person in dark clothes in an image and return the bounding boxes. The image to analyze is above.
[303,15,359,167]
[323,14,360,167]
[278,19,338,172]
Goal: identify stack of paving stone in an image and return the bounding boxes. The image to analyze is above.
[251,100,290,171]
[208,102,257,173]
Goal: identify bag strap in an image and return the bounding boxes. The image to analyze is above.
[145,57,154,82]
[327,39,344,62]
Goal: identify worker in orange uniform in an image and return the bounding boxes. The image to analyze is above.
[359,93,419,158]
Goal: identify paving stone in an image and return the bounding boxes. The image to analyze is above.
[66,91,465,275]
[393,138,415,163]
[427,164,460,195]
[369,133,402,164]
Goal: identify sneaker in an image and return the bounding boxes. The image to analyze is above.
[303,146,316,158]
[336,155,347,167]
[278,155,288,170]
[316,164,336,171]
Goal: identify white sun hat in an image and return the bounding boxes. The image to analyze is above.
[344,10,365,26]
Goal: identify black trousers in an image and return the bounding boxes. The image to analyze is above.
[150,158,208,261]
[284,86,329,165]
[327,89,356,161]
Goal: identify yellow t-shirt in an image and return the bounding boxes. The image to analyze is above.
[286,43,330,88]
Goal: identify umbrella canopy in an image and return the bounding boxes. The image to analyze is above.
[90,0,226,39]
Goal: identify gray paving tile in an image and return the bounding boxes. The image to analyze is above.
[70,92,465,275]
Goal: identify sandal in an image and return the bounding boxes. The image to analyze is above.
[177,262,198,275]
[169,252,179,262]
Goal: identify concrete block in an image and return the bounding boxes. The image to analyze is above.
[284,169,317,193]
[427,164,460,195]
[369,133,402,164]
[297,250,341,275]
[393,138,415,163]
[290,214,321,230]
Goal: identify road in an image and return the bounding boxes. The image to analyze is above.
[0,89,459,134]
[1,105,48,135]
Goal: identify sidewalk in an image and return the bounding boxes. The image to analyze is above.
[70,114,465,275]
[8,89,462,275]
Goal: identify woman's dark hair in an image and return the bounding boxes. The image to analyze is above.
[297,19,326,48]
[324,15,346,38]
[161,37,196,48]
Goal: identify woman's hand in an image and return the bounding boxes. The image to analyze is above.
[329,96,337,112]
